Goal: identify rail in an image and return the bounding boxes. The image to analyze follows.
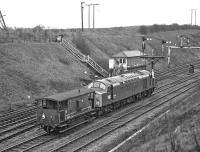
[61,39,109,77]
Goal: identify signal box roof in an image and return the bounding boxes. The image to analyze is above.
[112,50,146,58]
[38,88,94,102]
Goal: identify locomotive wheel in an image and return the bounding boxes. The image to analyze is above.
[47,126,51,134]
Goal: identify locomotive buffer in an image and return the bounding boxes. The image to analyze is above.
[139,55,165,78]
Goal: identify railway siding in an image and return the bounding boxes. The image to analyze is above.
[0,60,200,152]
[34,74,200,152]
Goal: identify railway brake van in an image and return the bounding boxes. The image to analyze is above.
[36,88,95,133]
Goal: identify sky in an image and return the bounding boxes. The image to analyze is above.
[1,0,200,29]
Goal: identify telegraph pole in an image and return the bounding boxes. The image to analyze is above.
[195,9,197,26]
[191,9,197,25]
[92,4,99,29]
[81,2,85,32]
[191,9,193,25]
[87,4,92,28]
[142,37,146,55]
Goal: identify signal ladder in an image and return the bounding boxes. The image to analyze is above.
[61,39,109,77]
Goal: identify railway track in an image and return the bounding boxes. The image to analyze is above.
[155,71,200,93]
[155,59,200,75]
[0,106,37,142]
[0,69,196,150]
[0,60,198,127]
[155,59,200,81]
[1,70,200,152]
[18,72,199,152]
[108,102,200,152]
[0,59,198,125]
[40,75,199,152]
[0,115,36,129]
[0,117,96,152]
[0,118,36,143]
[0,107,36,129]
[0,61,200,152]
[0,106,35,121]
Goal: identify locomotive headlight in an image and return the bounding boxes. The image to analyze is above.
[42,113,45,119]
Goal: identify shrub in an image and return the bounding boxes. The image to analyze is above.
[138,24,200,34]
[138,25,148,35]
[59,58,70,65]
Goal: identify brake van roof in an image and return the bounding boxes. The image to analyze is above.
[38,88,94,102]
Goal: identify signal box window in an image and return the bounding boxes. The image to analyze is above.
[119,58,123,64]
[119,58,125,64]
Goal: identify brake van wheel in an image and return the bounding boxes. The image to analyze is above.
[43,126,47,132]
[96,110,103,117]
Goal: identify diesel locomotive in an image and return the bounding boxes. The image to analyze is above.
[36,70,155,133]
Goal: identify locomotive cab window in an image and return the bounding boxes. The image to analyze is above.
[93,82,100,88]
[99,83,106,90]
[88,82,106,90]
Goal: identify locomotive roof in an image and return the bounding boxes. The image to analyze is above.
[40,88,94,102]
[96,70,150,86]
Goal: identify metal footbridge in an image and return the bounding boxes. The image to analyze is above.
[61,39,109,77]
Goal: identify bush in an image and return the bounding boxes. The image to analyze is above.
[59,58,70,65]
[139,25,148,35]
[138,24,200,34]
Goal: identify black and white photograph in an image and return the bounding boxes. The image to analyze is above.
[0,0,200,151]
